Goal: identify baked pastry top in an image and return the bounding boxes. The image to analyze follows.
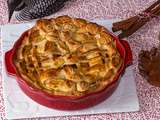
[14,16,123,96]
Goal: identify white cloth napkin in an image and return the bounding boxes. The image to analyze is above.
[1,19,139,119]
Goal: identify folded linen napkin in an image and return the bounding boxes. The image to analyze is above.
[7,0,69,21]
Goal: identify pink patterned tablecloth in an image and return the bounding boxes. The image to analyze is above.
[0,0,160,120]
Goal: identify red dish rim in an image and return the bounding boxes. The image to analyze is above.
[6,29,132,101]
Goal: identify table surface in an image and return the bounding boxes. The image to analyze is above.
[0,0,160,120]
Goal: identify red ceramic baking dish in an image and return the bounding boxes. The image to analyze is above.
[5,28,132,110]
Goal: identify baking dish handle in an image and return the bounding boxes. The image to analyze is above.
[5,49,16,76]
[121,40,133,66]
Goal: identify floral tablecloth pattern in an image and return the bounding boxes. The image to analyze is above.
[0,0,160,120]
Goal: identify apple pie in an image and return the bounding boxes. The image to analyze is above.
[14,16,123,96]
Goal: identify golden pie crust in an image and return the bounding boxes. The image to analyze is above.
[14,16,123,96]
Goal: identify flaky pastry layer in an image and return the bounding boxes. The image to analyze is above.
[14,16,123,96]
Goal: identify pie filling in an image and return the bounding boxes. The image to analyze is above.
[14,16,123,96]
